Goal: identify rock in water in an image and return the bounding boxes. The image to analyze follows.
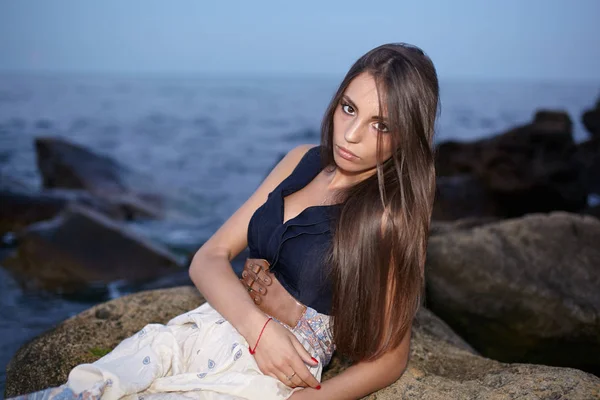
[425,212,600,375]
[34,137,164,219]
[0,188,125,236]
[434,111,587,218]
[2,204,182,294]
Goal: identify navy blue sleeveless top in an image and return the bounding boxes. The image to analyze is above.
[247,145,341,315]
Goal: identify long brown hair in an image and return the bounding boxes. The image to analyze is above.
[321,43,439,362]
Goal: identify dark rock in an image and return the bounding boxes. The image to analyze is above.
[0,190,64,236]
[425,212,600,375]
[34,137,164,220]
[581,203,600,220]
[435,110,587,218]
[575,137,600,196]
[2,204,182,294]
[582,98,600,138]
[532,110,572,134]
[432,175,499,220]
[435,140,480,176]
[7,288,599,399]
[0,188,125,236]
[35,137,123,193]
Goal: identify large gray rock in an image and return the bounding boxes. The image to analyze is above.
[5,287,205,398]
[2,204,182,294]
[425,212,600,375]
[430,216,499,236]
[35,136,164,220]
[6,288,599,399]
[328,307,600,400]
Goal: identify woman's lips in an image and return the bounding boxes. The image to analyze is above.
[335,144,359,161]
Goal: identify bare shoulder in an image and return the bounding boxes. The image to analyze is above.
[191,144,318,265]
[287,143,317,159]
[265,143,318,186]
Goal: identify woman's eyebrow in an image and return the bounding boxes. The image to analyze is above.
[342,94,388,122]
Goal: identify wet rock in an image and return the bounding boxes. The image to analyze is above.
[2,204,182,294]
[435,110,587,218]
[0,188,124,236]
[6,289,599,399]
[425,212,600,375]
[34,136,164,219]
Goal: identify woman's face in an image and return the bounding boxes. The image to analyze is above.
[332,72,394,174]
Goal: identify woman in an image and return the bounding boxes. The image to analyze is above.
[11,42,439,400]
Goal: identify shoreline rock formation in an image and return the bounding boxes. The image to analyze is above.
[6,287,600,399]
[425,212,600,376]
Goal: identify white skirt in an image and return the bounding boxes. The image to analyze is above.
[10,302,336,400]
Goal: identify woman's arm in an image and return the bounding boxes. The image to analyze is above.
[189,144,314,334]
[188,143,321,388]
[290,324,412,400]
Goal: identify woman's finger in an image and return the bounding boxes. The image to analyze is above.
[274,368,297,388]
[283,367,306,388]
[289,360,319,389]
[241,269,265,293]
[246,261,272,286]
[289,340,320,389]
[266,371,279,382]
[238,279,261,304]
[290,336,320,367]
[240,270,267,297]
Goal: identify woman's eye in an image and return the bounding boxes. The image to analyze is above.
[341,103,355,115]
[374,122,389,133]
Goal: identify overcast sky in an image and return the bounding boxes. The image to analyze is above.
[1,0,599,81]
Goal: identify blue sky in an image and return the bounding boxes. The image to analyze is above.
[1,0,599,80]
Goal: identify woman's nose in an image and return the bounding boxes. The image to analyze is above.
[344,120,363,143]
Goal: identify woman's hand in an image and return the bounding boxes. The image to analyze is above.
[249,316,321,389]
[240,258,306,328]
[239,258,320,389]
[240,258,272,303]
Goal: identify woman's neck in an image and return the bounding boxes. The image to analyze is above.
[324,165,377,191]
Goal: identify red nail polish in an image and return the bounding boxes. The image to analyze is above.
[311,357,319,363]
[316,385,321,390]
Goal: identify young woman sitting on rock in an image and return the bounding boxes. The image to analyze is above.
[11,42,439,400]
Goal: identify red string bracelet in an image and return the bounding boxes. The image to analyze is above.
[249,317,272,354]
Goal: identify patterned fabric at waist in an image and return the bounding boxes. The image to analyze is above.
[269,306,336,367]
